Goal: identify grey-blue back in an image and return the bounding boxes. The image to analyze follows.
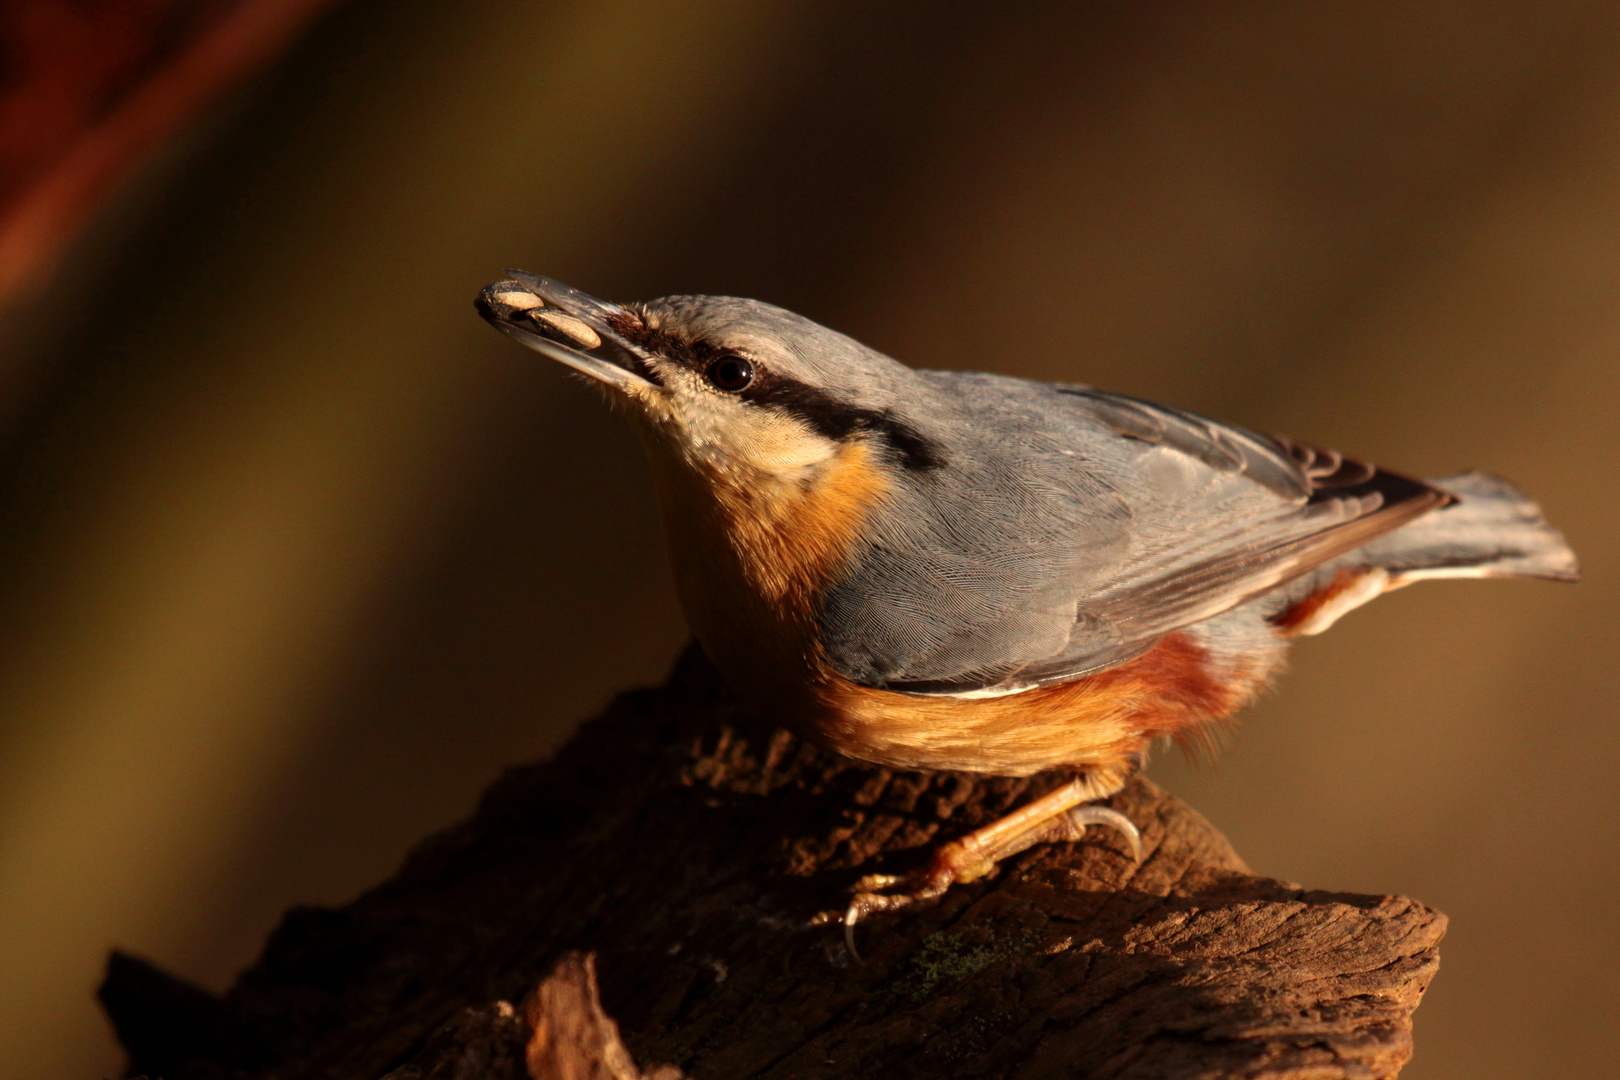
[817,370,1430,692]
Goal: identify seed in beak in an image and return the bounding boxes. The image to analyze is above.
[492,290,544,311]
[531,310,602,350]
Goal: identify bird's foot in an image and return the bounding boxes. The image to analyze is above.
[818,783,1142,962]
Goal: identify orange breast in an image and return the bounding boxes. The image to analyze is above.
[646,438,890,707]
[810,631,1262,775]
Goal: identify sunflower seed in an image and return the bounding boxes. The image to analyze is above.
[532,310,601,349]
[492,290,544,311]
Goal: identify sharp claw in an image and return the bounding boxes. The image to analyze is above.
[842,889,904,964]
[1066,805,1143,863]
[844,902,864,963]
[840,873,954,964]
[841,871,916,961]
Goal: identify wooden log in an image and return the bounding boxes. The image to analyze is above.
[100,647,1445,1079]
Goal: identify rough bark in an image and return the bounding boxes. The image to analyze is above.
[101,647,1445,1080]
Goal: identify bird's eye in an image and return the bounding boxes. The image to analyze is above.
[706,355,755,392]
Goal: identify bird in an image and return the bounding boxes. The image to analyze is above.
[476,271,1578,958]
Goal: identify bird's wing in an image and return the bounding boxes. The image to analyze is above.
[816,377,1448,693]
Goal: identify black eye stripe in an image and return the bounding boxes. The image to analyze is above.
[619,311,945,472]
[742,371,945,472]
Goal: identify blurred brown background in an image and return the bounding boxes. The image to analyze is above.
[0,2,1616,1077]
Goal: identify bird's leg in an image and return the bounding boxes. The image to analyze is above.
[832,772,1142,960]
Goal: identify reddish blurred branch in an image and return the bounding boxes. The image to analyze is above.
[0,0,341,305]
[100,648,1446,1079]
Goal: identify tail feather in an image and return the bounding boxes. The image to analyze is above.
[1359,472,1579,583]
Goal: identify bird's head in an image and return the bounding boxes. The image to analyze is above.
[476,272,943,493]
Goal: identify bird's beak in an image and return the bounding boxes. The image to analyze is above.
[476,271,661,391]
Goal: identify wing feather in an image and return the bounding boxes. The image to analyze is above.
[819,375,1448,694]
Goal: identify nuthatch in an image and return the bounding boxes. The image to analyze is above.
[477,272,1578,957]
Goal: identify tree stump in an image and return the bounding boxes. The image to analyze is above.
[100,647,1446,1079]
